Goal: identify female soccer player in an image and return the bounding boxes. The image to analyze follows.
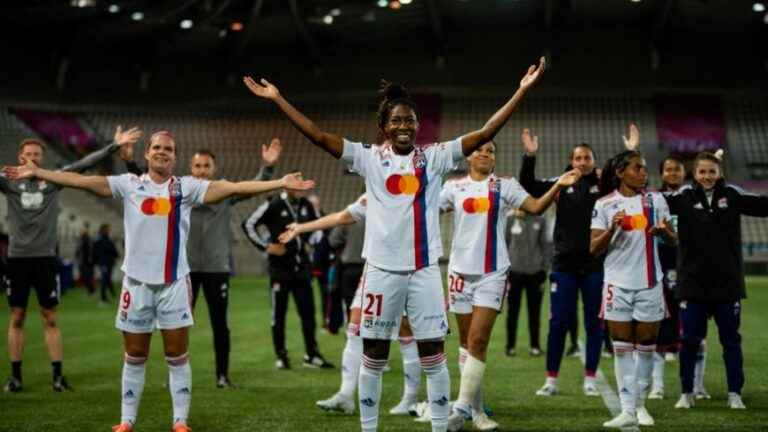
[279,195,424,417]
[665,151,768,410]
[440,141,580,432]
[4,131,315,432]
[244,56,545,432]
[590,150,677,428]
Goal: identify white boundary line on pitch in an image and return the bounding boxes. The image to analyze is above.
[578,340,639,432]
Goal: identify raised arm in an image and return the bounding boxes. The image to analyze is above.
[230,138,281,204]
[731,185,768,217]
[3,164,112,197]
[204,172,315,205]
[519,169,581,215]
[62,126,142,173]
[518,129,556,197]
[278,208,358,244]
[243,77,344,158]
[459,57,545,156]
[622,123,640,151]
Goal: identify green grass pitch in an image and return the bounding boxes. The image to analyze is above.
[1,276,766,431]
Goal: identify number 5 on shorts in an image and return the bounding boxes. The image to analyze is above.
[364,293,383,316]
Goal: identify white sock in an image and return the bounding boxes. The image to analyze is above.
[359,355,386,432]
[167,353,192,426]
[399,337,421,402]
[456,354,486,417]
[340,325,363,398]
[694,341,707,392]
[651,351,665,391]
[545,376,557,387]
[635,344,655,408]
[121,354,147,425]
[612,341,636,415]
[421,352,450,432]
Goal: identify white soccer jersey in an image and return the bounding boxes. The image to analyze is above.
[591,190,669,290]
[440,175,529,275]
[342,139,463,271]
[346,194,367,223]
[108,173,210,285]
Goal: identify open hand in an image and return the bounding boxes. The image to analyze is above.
[521,128,539,155]
[622,123,640,151]
[519,56,546,90]
[282,172,316,191]
[243,77,280,100]
[556,169,582,188]
[262,138,283,167]
[278,223,301,244]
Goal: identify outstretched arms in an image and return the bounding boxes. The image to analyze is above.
[459,57,546,156]
[61,126,142,173]
[3,164,112,197]
[519,169,581,215]
[278,209,358,244]
[243,77,344,158]
[203,172,315,205]
[519,129,556,197]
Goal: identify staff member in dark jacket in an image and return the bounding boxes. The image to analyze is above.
[243,186,333,370]
[93,223,119,304]
[666,151,768,410]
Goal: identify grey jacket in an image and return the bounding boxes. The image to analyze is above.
[506,213,552,275]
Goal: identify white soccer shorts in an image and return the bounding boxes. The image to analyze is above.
[115,275,194,333]
[447,267,509,314]
[600,281,666,323]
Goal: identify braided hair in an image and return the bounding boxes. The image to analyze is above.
[376,80,418,132]
[599,150,643,197]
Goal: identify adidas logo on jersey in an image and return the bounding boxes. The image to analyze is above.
[360,397,376,407]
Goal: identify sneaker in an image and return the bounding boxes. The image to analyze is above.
[472,411,499,431]
[389,397,416,415]
[675,393,695,409]
[664,352,677,362]
[505,347,516,357]
[303,354,334,369]
[216,375,238,389]
[536,383,558,396]
[413,401,431,423]
[112,423,133,432]
[637,406,655,426]
[316,392,355,415]
[529,347,542,357]
[648,387,664,400]
[602,411,638,428]
[583,381,599,397]
[694,387,711,400]
[727,392,746,409]
[276,355,291,370]
[53,376,73,392]
[3,377,22,393]
[566,345,581,357]
[171,422,192,432]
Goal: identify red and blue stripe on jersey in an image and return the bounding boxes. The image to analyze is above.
[164,178,182,284]
[413,153,430,270]
[642,193,656,287]
[484,178,502,273]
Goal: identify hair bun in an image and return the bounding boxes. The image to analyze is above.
[714,149,725,160]
[379,80,410,102]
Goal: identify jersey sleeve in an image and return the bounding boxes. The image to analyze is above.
[502,178,530,209]
[439,181,455,212]
[428,139,463,176]
[182,177,211,206]
[591,199,610,231]
[341,139,370,177]
[106,173,133,199]
[345,194,367,223]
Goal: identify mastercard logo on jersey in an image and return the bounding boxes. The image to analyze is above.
[141,198,172,216]
[620,214,648,231]
[386,174,421,195]
[463,197,491,213]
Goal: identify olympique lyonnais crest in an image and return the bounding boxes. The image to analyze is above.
[489,178,501,193]
[413,150,427,169]
[169,178,182,197]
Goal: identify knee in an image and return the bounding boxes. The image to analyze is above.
[9,310,26,329]
[40,310,58,329]
[165,351,189,366]
[363,339,390,360]
[124,352,148,365]
[418,341,447,370]
[416,339,444,358]
[468,334,490,357]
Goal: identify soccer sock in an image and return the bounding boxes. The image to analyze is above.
[359,355,386,432]
[11,361,21,381]
[166,353,192,426]
[634,344,656,408]
[399,336,421,402]
[694,341,707,392]
[612,341,636,415]
[121,354,147,426]
[339,325,362,398]
[51,361,62,380]
[456,354,486,417]
[421,352,450,432]
[651,351,665,391]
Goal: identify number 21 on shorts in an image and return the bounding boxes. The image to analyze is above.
[364,293,383,316]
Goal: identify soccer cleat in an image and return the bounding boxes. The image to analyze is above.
[727,392,746,409]
[216,375,238,389]
[388,397,416,415]
[566,345,581,357]
[413,401,432,423]
[636,407,655,426]
[472,411,499,431]
[171,422,192,432]
[4,377,22,393]
[694,387,711,400]
[535,383,558,396]
[275,355,291,370]
[505,348,516,357]
[111,423,133,432]
[602,411,638,428]
[303,354,334,369]
[316,392,355,415]
[529,347,542,357]
[53,376,72,392]
[648,387,664,400]
[602,349,614,359]
[675,393,695,409]
[583,381,600,397]
[447,405,471,432]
